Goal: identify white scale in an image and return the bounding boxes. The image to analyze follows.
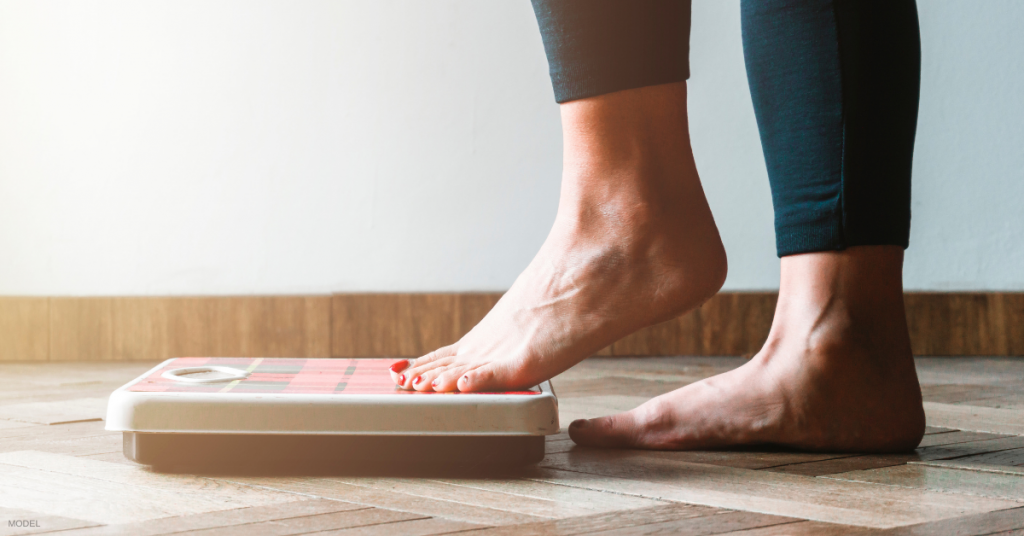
[106,357,559,468]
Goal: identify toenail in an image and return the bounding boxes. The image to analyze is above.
[431,380,438,388]
[413,376,422,385]
[398,374,405,384]
[389,359,409,373]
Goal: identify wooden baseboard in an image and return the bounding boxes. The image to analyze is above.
[1,293,1022,361]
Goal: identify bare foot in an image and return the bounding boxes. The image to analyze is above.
[569,246,926,453]
[391,82,727,392]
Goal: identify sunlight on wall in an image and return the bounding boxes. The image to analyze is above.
[0,0,1021,294]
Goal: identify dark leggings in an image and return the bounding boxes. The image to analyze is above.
[531,0,921,257]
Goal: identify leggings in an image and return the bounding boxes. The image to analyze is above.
[531,0,921,257]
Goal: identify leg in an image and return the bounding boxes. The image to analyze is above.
[571,0,925,452]
[393,1,727,392]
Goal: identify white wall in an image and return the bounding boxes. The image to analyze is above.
[1,0,1021,295]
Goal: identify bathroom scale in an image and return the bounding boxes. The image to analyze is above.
[106,357,559,469]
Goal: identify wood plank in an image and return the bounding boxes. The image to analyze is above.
[452,503,722,536]
[0,386,117,407]
[55,499,364,536]
[924,403,1024,435]
[943,447,1024,468]
[49,298,113,361]
[921,384,1022,404]
[829,464,1024,503]
[607,293,778,357]
[557,396,651,423]
[594,511,799,536]
[634,449,854,471]
[332,294,460,357]
[610,312,702,357]
[535,451,1019,528]
[0,361,153,387]
[424,477,667,514]
[0,421,36,432]
[8,293,1024,359]
[0,422,112,446]
[714,520,873,535]
[766,455,912,477]
[309,517,483,536]
[455,294,502,338]
[869,506,1024,536]
[916,357,1024,386]
[77,451,136,465]
[0,298,49,362]
[0,451,305,524]
[318,477,605,519]
[554,377,689,398]
[761,432,1010,477]
[906,293,999,356]
[1003,294,1024,356]
[0,506,99,535]
[225,477,544,526]
[470,511,802,536]
[914,435,1024,461]
[545,439,576,454]
[963,393,1024,410]
[910,460,1024,477]
[182,508,424,536]
[562,356,743,382]
[0,397,106,425]
[0,433,121,458]
[0,420,109,441]
[917,430,1007,448]
[695,293,777,357]
[111,296,331,360]
[326,292,774,358]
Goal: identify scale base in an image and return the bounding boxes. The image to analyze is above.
[124,432,546,469]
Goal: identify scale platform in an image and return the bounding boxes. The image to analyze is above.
[106,358,559,469]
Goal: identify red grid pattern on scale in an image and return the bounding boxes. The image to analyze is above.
[127,358,540,395]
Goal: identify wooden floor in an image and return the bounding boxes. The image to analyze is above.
[2,357,1024,535]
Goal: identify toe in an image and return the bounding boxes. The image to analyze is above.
[568,410,645,448]
[431,365,474,392]
[388,359,411,388]
[456,361,523,392]
[395,351,458,389]
[410,363,459,392]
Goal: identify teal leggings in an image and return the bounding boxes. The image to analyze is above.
[531,0,921,257]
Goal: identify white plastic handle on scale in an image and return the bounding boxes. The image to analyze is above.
[162,366,251,384]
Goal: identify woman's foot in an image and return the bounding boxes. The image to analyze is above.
[569,246,926,453]
[391,82,727,392]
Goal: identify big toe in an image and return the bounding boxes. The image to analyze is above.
[568,411,646,448]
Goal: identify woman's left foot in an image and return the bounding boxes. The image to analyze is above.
[569,246,926,453]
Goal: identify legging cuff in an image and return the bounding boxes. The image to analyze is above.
[532,0,692,103]
[775,222,910,257]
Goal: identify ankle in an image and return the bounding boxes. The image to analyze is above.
[778,246,905,306]
[773,246,907,330]
[560,82,692,171]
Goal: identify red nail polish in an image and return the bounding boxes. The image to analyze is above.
[431,380,438,388]
[389,359,409,373]
[398,374,405,384]
[413,376,422,385]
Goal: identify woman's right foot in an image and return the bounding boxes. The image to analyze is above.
[392,82,728,393]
